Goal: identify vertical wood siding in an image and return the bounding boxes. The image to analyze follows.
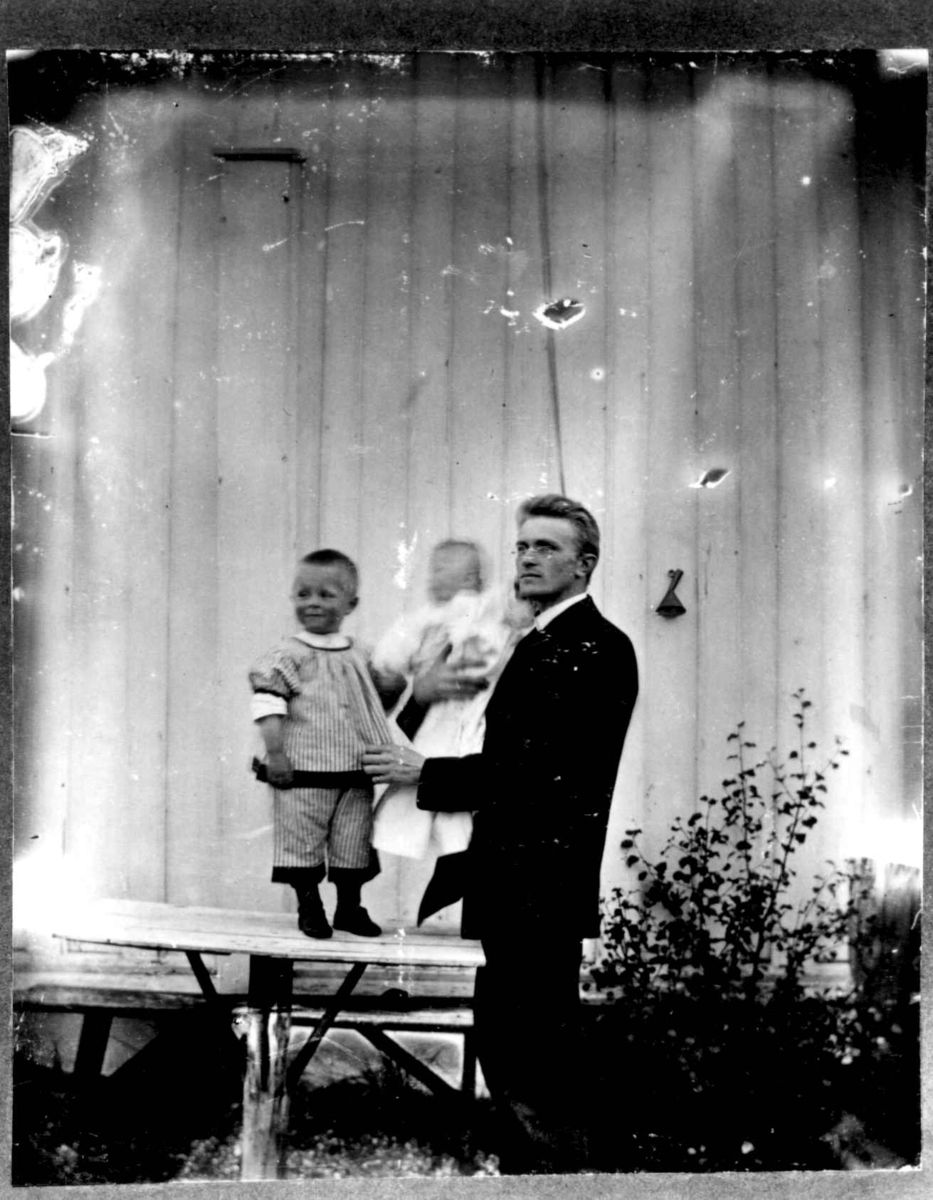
[12,54,924,938]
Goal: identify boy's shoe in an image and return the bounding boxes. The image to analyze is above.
[333,907,382,937]
[296,886,332,939]
[298,911,333,939]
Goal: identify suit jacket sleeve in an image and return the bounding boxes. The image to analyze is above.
[417,752,485,810]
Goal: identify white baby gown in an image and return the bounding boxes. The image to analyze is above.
[370,587,527,859]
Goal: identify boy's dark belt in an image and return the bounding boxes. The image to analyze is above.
[251,757,373,791]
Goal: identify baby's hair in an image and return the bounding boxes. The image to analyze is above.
[300,548,359,596]
[431,538,487,588]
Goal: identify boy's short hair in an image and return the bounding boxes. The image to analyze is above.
[516,494,601,563]
[300,549,359,596]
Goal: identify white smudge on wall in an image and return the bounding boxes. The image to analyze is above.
[60,263,103,349]
[10,123,91,424]
[394,532,419,590]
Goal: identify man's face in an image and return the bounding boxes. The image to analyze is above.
[514,516,591,608]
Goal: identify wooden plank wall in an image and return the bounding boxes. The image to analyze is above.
[11,53,924,947]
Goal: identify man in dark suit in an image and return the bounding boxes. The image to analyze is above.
[364,494,638,1172]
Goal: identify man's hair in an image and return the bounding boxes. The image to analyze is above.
[517,494,601,562]
[300,548,359,596]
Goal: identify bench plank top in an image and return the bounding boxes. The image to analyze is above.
[53,899,486,969]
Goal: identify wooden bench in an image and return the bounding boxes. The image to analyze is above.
[15,972,478,1094]
[32,899,486,1180]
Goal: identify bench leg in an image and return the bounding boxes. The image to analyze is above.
[240,958,293,1181]
[73,1011,113,1083]
[356,1025,466,1104]
[286,961,368,1091]
[461,1029,477,1099]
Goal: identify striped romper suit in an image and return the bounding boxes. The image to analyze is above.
[249,631,394,877]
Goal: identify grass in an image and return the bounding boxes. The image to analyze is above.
[583,989,921,1173]
[12,995,920,1183]
[12,1018,501,1185]
[177,1065,502,1181]
[13,1062,502,1184]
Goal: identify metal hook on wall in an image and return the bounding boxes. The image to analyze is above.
[656,569,686,619]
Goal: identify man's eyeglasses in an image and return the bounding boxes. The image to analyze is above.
[512,545,560,561]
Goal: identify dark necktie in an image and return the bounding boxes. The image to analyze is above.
[396,693,427,739]
[511,625,547,656]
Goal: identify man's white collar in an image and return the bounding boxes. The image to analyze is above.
[534,591,588,631]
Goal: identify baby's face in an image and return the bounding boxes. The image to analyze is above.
[292,564,357,635]
[428,545,481,603]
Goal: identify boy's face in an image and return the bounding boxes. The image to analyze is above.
[292,563,358,635]
[428,545,482,603]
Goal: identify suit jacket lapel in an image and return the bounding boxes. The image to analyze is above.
[484,596,597,721]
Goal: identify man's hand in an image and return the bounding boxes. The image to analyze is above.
[265,749,294,789]
[362,743,426,786]
[411,645,489,705]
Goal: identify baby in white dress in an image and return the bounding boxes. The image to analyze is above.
[370,539,532,859]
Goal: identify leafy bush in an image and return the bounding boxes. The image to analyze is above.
[586,692,919,1171]
[595,690,863,1005]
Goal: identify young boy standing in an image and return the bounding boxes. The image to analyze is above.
[249,549,393,939]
